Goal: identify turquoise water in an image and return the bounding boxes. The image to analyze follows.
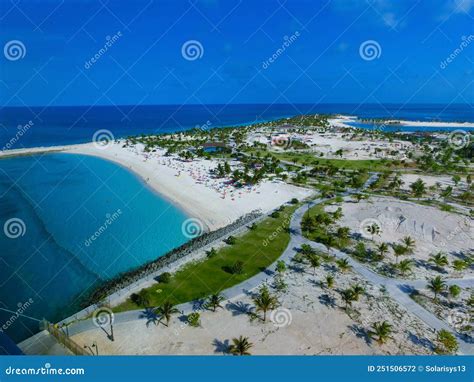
[0,154,189,342]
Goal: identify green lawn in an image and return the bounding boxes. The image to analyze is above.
[244,149,412,172]
[114,204,298,312]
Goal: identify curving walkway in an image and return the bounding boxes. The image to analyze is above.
[62,174,473,354]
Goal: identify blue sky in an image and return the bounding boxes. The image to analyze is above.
[1,0,473,106]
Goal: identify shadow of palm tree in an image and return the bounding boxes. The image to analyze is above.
[318,294,337,309]
[349,324,372,346]
[212,338,230,354]
[226,301,252,316]
[407,332,435,351]
[139,308,160,327]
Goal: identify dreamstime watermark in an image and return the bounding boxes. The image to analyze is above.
[84,31,123,69]
[181,218,204,238]
[439,216,472,247]
[447,310,470,331]
[359,40,382,61]
[4,363,85,376]
[359,218,382,239]
[195,120,212,132]
[92,306,114,328]
[181,40,204,61]
[3,218,26,239]
[1,120,34,151]
[262,213,292,247]
[262,31,300,69]
[4,40,26,61]
[447,129,470,150]
[440,35,474,69]
[92,129,115,149]
[0,298,34,333]
[271,135,292,149]
[84,209,122,247]
[269,307,292,328]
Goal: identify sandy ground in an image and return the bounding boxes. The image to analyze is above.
[327,197,473,278]
[329,116,474,128]
[63,142,313,231]
[247,130,413,160]
[399,173,463,191]
[71,262,435,355]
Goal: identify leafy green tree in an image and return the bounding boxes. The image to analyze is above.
[187,312,201,327]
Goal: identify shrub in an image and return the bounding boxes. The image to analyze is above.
[225,236,236,245]
[435,329,458,354]
[206,248,218,258]
[271,211,280,218]
[224,260,244,275]
[187,312,201,327]
[290,198,299,204]
[157,272,171,284]
[130,289,150,307]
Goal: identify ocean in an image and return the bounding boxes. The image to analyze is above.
[0,153,189,343]
[0,103,473,149]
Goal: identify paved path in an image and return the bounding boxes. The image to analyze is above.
[60,173,474,354]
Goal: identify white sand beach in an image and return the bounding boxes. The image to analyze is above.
[61,142,314,230]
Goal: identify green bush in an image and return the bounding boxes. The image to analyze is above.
[157,272,171,284]
[225,236,236,245]
[187,312,201,327]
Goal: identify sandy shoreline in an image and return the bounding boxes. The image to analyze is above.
[330,115,474,128]
[0,142,313,231]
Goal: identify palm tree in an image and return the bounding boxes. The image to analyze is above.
[206,293,225,312]
[155,301,180,327]
[252,285,278,321]
[448,285,461,300]
[429,252,449,272]
[325,274,334,289]
[336,258,351,272]
[410,178,426,198]
[340,289,356,309]
[377,242,389,258]
[228,336,253,355]
[368,321,393,345]
[351,284,365,301]
[392,244,407,264]
[402,236,415,254]
[307,254,321,275]
[397,259,413,276]
[427,276,447,302]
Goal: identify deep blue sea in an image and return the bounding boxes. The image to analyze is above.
[0,104,473,149]
[0,153,189,343]
[0,103,473,344]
